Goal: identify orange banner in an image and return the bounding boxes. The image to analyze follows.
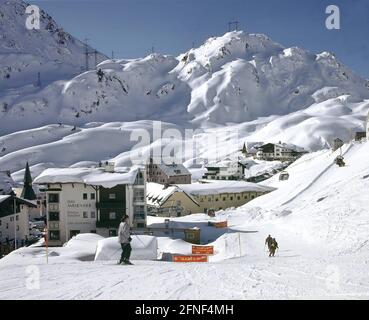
[173,255,208,263]
[213,221,228,228]
[192,245,214,255]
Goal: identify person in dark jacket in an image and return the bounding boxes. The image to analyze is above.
[269,238,279,257]
[118,214,132,265]
[265,234,273,251]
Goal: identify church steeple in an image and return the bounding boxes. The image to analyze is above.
[21,162,36,200]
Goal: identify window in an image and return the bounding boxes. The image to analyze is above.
[109,193,116,200]
[91,193,95,200]
[83,211,88,218]
[251,195,255,199]
[222,197,226,201]
[49,212,59,221]
[10,217,14,222]
[48,193,59,203]
[215,198,218,202]
[91,211,96,219]
[16,215,19,221]
[6,223,8,229]
[90,230,96,233]
[109,212,116,220]
[237,196,241,200]
[137,223,145,228]
[49,230,60,241]
[109,230,117,237]
[230,197,233,201]
[49,222,59,229]
[83,193,88,200]
[49,203,59,211]
[16,225,19,231]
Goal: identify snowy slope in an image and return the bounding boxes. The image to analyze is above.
[1,142,369,299]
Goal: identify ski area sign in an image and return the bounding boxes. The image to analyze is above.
[192,245,214,255]
[173,255,208,263]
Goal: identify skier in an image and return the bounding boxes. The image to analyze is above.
[118,214,133,265]
[269,238,279,257]
[265,234,273,251]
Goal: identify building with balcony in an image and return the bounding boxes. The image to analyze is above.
[146,157,191,184]
[34,164,147,246]
[0,194,37,247]
[255,142,307,161]
[202,159,245,181]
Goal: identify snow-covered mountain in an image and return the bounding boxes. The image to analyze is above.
[1,0,369,175]
[0,0,106,104]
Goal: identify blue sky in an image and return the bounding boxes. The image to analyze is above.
[32,0,369,78]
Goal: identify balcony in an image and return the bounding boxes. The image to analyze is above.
[133,213,146,221]
[96,201,125,209]
[133,197,145,203]
[96,219,121,228]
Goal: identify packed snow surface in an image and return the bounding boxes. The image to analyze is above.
[1,141,369,299]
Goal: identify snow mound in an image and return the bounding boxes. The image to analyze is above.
[94,235,158,261]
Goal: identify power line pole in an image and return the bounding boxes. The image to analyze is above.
[228,21,239,32]
[36,72,41,87]
[83,38,98,71]
[84,37,90,71]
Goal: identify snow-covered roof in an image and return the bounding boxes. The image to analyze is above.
[34,167,140,188]
[146,181,275,207]
[178,181,275,196]
[0,171,16,195]
[158,163,191,177]
[0,195,37,208]
[146,183,196,207]
[0,195,11,204]
[206,158,240,169]
[257,142,306,153]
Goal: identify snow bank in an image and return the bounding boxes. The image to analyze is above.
[94,236,158,261]
[62,233,104,260]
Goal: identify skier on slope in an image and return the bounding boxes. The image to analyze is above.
[118,214,133,265]
[269,238,278,257]
[265,234,273,251]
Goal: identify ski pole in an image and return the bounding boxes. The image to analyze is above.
[130,229,146,246]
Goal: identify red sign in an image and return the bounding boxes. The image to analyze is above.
[173,255,208,263]
[192,245,214,255]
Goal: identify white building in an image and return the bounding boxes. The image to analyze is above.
[34,164,147,246]
[255,142,306,161]
[0,195,37,247]
[203,159,244,181]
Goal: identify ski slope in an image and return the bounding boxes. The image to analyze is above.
[1,141,369,299]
